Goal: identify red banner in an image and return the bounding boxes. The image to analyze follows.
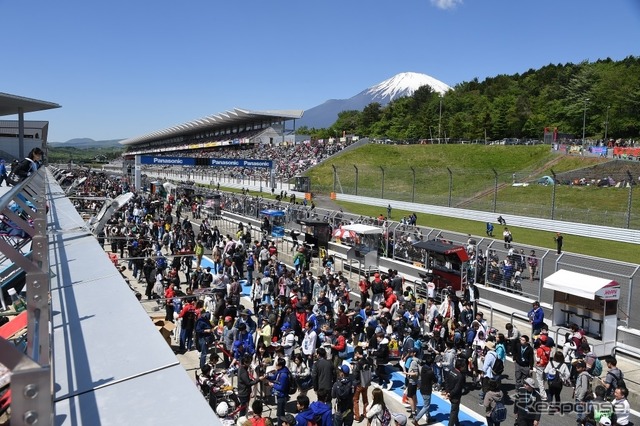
[613,147,640,157]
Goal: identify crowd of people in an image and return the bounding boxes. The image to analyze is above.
[62,169,633,426]
[139,138,354,181]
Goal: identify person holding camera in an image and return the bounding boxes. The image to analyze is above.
[238,354,264,417]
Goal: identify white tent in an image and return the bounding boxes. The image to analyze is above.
[342,224,383,235]
[543,269,620,300]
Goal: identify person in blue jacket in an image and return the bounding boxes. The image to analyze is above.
[528,301,545,336]
[295,395,315,426]
[266,358,290,426]
[309,388,333,426]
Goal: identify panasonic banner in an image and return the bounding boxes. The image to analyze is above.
[139,156,272,168]
[136,155,275,189]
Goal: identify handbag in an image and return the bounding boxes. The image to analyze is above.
[360,368,373,387]
[6,170,21,186]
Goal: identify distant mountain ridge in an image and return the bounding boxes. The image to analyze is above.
[49,138,124,148]
[298,72,451,129]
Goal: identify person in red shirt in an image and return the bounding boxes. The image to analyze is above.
[164,284,176,322]
[382,287,397,311]
[334,305,350,333]
[331,330,347,370]
[358,275,371,305]
[268,241,278,258]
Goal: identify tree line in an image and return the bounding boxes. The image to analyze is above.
[299,56,640,142]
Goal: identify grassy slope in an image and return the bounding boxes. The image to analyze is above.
[299,144,639,264]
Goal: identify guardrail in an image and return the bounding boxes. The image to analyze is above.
[510,311,531,329]
[336,194,640,245]
[477,300,495,330]
[611,344,640,361]
[0,168,51,425]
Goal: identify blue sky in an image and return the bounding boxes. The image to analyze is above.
[3,0,640,142]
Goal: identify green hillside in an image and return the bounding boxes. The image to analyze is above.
[305,144,639,228]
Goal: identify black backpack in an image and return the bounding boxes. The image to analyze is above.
[182,308,197,329]
[372,280,384,294]
[492,357,504,376]
[287,371,297,395]
[490,401,508,423]
[335,379,354,399]
[606,370,626,393]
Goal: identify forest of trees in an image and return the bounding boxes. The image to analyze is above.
[298,56,640,142]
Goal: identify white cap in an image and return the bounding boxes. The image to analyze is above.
[7,288,17,296]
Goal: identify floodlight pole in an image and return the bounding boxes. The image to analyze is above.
[582,98,589,145]
[492,168,498,213]
[604,105,611,142]
[438,97,443,144]
[447,167,453,207]
[380,166,385,199]
[410,167,416,203]
[353,165,359,196]
[551,169,557,220]
[627,170,634,229]
[332,165,337,193]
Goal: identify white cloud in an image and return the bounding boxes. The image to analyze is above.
[430,0,463,10]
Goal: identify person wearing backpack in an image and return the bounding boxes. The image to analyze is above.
[514,378,541,426]
[404,347,420,418]
[601,357,625,400]
[480,341,500,404]
[574,361,592,425]
[332,365,355,426]
[366,388,391,426]
[544,351,570,411]
[533,337,551,400]
[266,358,291,426]
[483,379,505,426]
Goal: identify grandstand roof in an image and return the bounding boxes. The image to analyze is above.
[120,107,304,146]
[0,92,61,116]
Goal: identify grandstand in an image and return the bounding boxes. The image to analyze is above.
[120,107,364,182]
[120,107,304,155]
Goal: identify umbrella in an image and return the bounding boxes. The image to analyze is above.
[333,228,356,239]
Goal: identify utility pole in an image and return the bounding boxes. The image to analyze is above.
[604,105,611,142]
[438,97,442,144]
[582,98,590,144]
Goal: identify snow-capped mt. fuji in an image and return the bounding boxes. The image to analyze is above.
[365,72,450,101]
[297,72,451,129]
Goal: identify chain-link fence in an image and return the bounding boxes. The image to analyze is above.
[323,164,640,229]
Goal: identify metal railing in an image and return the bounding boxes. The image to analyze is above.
[0,168,51,426]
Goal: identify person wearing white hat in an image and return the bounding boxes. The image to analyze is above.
[514,378,541,426]
[391,413,407,426]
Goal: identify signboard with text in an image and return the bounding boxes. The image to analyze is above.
[140,156,272,168]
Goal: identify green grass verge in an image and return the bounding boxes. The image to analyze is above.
[200,183,638,264]
[336,200,639,264]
